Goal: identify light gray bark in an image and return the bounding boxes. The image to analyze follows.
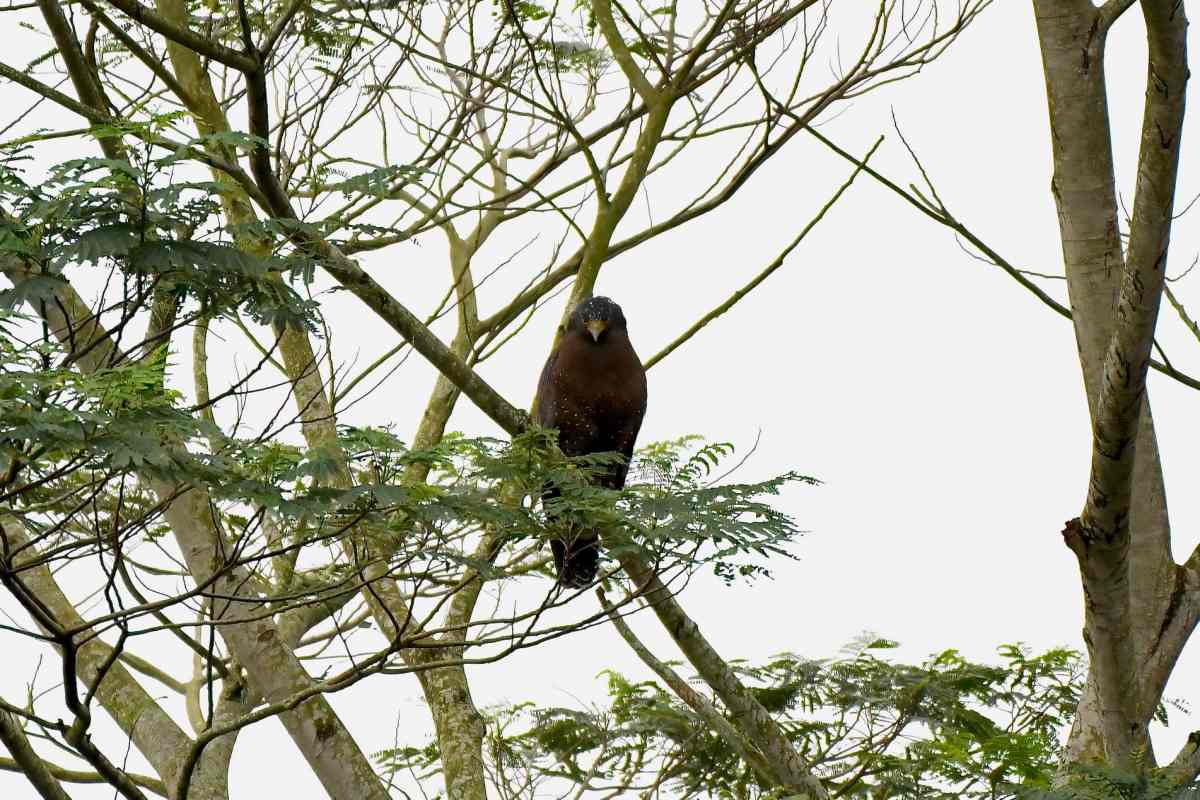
[272,325,489,800]
[0,262,391,800]
[1033,0,1192,773]
[0,519,228,800]
[147,9,488,790]
[147,482,391,800]
[0,707,75,800]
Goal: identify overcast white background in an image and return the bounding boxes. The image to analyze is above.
[4,0,1200,796]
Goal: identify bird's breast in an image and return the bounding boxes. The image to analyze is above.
[554,354,642,399]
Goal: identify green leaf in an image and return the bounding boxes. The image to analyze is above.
[0,275,65,310]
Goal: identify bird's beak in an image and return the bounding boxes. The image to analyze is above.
[585,319,607,342]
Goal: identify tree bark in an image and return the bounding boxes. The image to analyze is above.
[1033,0,1190,770]
[148,10,490,791]
[0,262,392,800]
[0,708,76,800]
[619,555,827,798]
[1,518,230,800]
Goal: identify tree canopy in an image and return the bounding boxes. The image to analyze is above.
[2,0,1199,798]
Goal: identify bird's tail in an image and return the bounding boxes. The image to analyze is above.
[551,529,599,588]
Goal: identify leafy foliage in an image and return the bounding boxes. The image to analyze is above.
[0,295,809,629]
[379,642,1087,799]
[625,435,818,583]
[0,151,318,329]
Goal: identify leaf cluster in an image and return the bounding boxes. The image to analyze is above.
[404,642,1087,799]
[0,152,318,330]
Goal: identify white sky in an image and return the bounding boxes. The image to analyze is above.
[5,1,1200,797]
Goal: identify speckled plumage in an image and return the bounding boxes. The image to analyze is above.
[535,296,647,587]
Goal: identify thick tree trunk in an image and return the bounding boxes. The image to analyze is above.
[1032,0,1194,775]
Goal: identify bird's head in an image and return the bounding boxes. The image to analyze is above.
[567,296,628,344]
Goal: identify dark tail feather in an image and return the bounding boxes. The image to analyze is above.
[543,479,602,587]
[551,530,599,588]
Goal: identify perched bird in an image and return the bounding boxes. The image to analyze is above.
[535,296,648,587]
